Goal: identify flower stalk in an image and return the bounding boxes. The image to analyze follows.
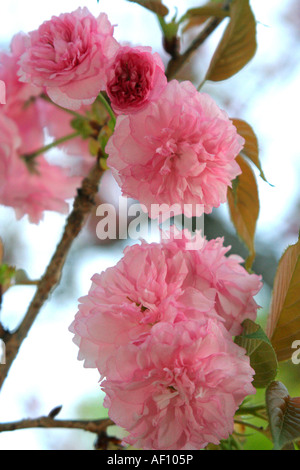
[23,132,81,161]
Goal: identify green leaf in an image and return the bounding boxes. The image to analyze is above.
[0,239,15,295]
[97,124,113,155]
[205,0,257,81]
[182,2,229,32]
[0,264,15,288]
[235,319,278,389]
[90,100,110,126]
[232,119,268,183]
[71,117,93,139]
[266,381,300,450]
[227,155,259,270]
[266,238,300,362]
[127,0,169,17]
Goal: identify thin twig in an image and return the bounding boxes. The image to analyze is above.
[97,93,116,126]
[165,0,233,81]
[0,162,104,391]
[166,16,224,80]
[234,419,270,438]
[235,404,267,415]
[14,280,39,286]
[0,416,113,434]
[23,132,81,161]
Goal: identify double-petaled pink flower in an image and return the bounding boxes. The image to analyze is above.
[18,8,119,110]
[70,239,217,375]
[102,320,255,450]
[107,80,244,218]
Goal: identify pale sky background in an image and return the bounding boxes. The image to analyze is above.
[0,0,299,449]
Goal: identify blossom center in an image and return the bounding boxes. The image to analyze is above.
[156,137,178,175]
[108,53,153,106]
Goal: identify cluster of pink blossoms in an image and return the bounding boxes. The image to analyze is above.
[0,8,118,222]
[1,6,244,222]
[104,42,244,218]
[70,231,262,449]
[0,33,82,223]
[0,7,263,449]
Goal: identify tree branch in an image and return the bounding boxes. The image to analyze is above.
[0,416,113,434]
[234,419,270,438]
[166,16,224,81]
[0,162,104,391]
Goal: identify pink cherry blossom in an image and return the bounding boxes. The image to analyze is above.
[106,80,244,218]
[18,8,119,110]
[106,45,167,114]
[0,31,87,222]
[0,32,91,162]
[70,232,261,377]
[70,239,217,375]
[102,320,255,450]
[0,112,80,223]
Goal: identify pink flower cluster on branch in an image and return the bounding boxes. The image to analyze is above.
[70,232,261,449]
[0,6,264,451]
[0,7,246,223]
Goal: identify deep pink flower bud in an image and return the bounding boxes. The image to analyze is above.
[106,46,167,114]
